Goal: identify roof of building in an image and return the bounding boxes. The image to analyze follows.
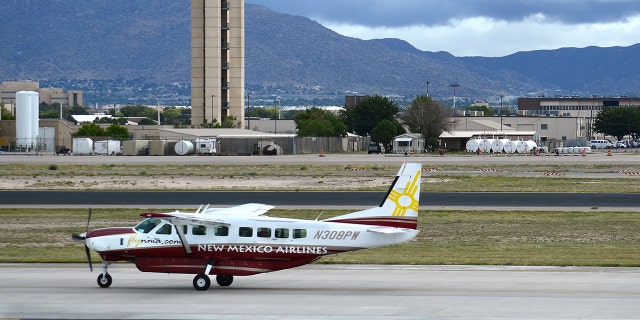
[439,131,537,139]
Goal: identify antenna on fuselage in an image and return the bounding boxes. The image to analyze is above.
[315,211,324,221]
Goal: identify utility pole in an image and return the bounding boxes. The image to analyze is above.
[449,83,459,115]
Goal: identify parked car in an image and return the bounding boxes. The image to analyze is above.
[615,141,627,149]
[56,146,72,155]
[367,142,382,154]
[589,140,614,149]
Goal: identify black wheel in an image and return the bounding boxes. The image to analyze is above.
[193,274,211,291]
[97,273,112,288]
[216,274,233,287]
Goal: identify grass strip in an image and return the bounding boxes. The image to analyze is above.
[2,208,640,266]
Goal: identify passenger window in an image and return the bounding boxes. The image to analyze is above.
[239,227,253,237]
[182,225,188,234]
[192,225,207,236]
[156,224,172,235]
[257,227,271,238]
[215,226,229,236]
[275,228,289,239]
[293,229,307,239]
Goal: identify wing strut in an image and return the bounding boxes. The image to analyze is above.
[174,225,192,254]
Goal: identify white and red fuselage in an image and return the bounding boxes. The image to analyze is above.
[86,215,418,276]
[79,162,422,289]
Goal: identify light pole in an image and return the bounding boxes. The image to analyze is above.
[246,93,251,130]
[211,94,216,127]
[449,83,459,115]
[426,81,430,97]
[499,95,504,132]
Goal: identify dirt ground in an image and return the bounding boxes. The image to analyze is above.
[1,152,638,191]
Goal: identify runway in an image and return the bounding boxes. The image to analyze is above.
[2,264,640,319]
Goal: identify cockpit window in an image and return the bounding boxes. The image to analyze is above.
[156,223,173,235]
[135,218,161,234]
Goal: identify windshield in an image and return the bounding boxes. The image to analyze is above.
[135,218,161,234]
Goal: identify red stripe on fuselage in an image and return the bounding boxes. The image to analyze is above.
[327,217,417,229]
[86,227,134,238]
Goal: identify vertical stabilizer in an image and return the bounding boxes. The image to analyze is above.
[325,162,422,229]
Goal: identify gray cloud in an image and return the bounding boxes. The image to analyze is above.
[247,0,640,27]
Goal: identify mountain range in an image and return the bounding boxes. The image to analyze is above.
[0,0,639,105]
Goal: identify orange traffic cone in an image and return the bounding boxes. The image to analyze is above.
[319,149,325,157]
[607,149,612,156]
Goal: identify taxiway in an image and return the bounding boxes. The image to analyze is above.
[2,264,640,319]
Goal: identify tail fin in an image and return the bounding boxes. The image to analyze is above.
[324,162,422,229]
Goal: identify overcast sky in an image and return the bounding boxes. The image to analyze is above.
[247,0,640,57]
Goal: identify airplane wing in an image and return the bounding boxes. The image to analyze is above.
[141,211,230,226]
[141,203,275,226]
[202,203,275,216]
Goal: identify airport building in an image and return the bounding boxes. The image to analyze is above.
[191,0,245,128]
[0,81,83,111]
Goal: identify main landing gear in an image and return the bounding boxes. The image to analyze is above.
[192,274,234,291]
[97,261,112,288]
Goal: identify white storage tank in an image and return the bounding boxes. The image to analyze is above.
[73,138,93,155]
[516,140,537,153]
[175,140,194,156]
[491,139,510,153]
[479,139,496,153]
[30,91,39,141]
[503,140,519,153]
[15,91,34,148]
[465,139,482,152]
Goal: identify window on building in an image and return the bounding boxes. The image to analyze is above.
[541,124,548,130]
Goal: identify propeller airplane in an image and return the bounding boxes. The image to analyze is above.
[73,162,422,290]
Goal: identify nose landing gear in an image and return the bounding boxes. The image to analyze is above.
[97,261,112,288]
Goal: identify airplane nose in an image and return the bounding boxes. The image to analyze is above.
[72,232,87,242]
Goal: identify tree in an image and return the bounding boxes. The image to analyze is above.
[120,104,157,119]
[403,95,451,150]
[371,119,397,151]
[246,106,280,119]
[0,104,15,120]
[593,106,640,140]
[295,108,347,137]
[220,115,241,128]
[74,123,106,136]
[105,124,130,140]
[341,95,399,136]
[161,106,182,125]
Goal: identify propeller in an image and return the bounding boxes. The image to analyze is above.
[72,208,93,271]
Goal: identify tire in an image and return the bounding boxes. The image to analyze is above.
[216,274,234,287]
[193,274,211,291]
[97,273,112,288]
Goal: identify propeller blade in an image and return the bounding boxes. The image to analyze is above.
[85,245,93,272]
[85,208,92,233]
